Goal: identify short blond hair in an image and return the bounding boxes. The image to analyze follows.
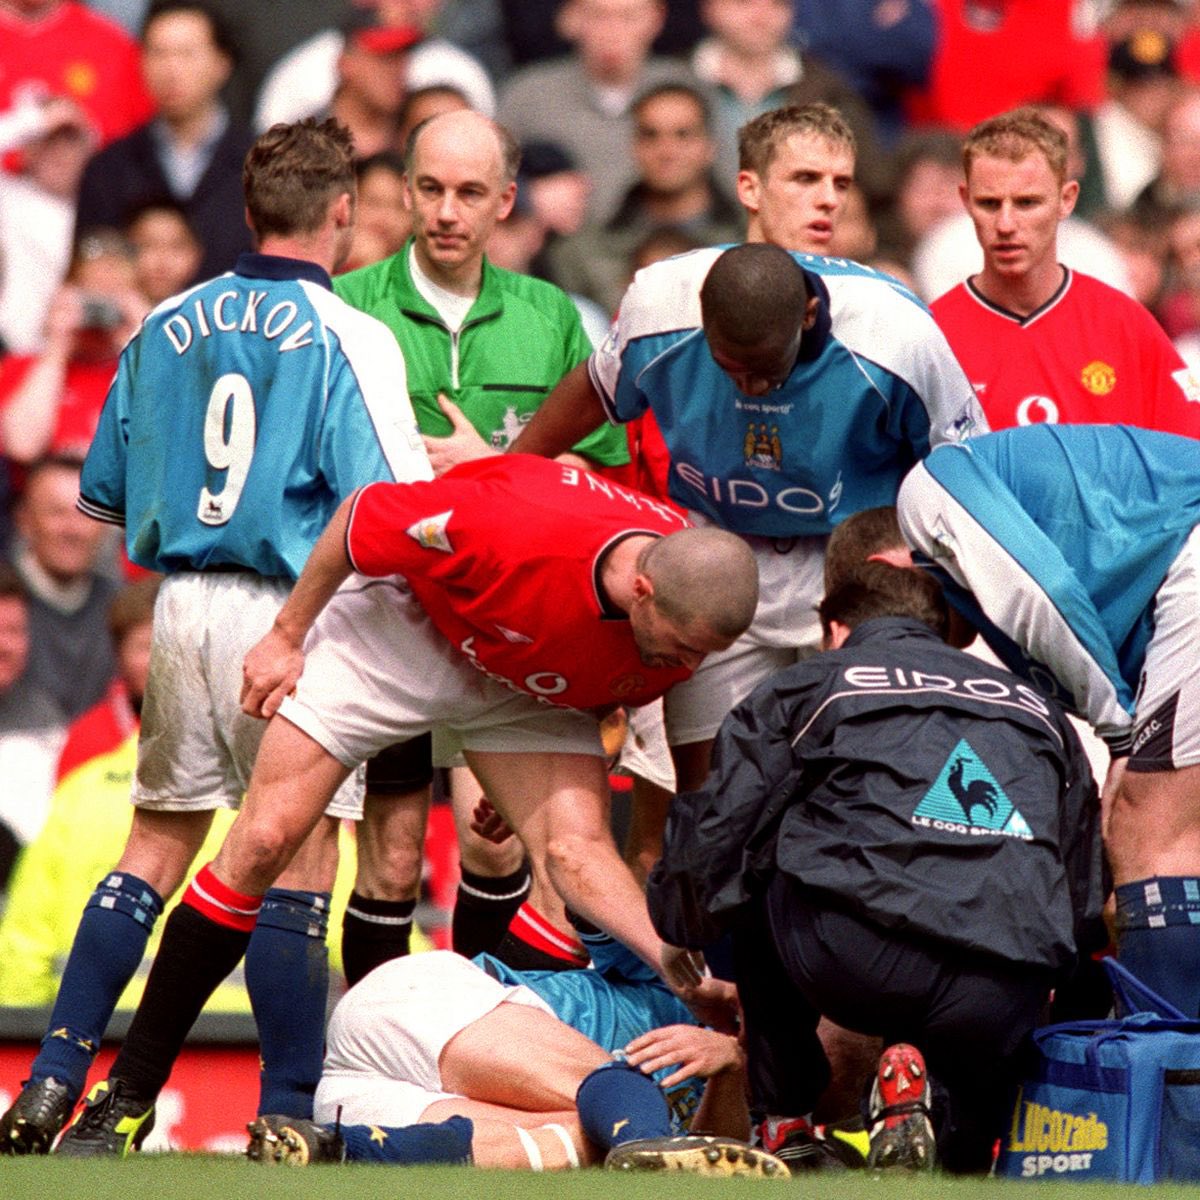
[738,102,856,176]
[962,107,1068,184]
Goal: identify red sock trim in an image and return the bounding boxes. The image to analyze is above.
[182,864,262,932]
[509,903,588,963]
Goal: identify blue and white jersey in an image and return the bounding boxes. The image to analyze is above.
[592,247,985,537]
[477,934,703,1132]
[79,253,431,578]
[898,425,1200,748]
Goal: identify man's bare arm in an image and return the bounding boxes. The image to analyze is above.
[508,362,608,458]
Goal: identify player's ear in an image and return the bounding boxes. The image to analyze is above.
[1060,177,1079,219]
[332,191,354,229]
[736,169,761,215]
[632,572,655,604]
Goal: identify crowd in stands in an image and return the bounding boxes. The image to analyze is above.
[1,0,1200,1170]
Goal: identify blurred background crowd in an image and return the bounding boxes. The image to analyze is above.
[2,0,1200,990]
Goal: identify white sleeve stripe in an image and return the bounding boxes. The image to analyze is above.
[76,495,125,526]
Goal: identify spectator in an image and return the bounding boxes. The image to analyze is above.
[497,0,704,68]
[200,0,354,129]
[689,0,802,194]
[907,0,1106,133]
[254,1,496,134]
[0,100,95,355]
[1133,83,1200,223]
[123,200,204,305]
[1080,26,1181,214]
[545,83,745,315]
[791,0,936,146]
[0,561,66,892]
[0,231,148,465]
[396,83,471,151]
[9,456,119,723]
[1094,204,1171,312]
[874,128,964,270]
[341,151,411,273]
[0,0,154,153]
[75,0,254,284]
[498,0,696,225]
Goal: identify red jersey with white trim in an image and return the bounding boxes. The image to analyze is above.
[932,270,1200,436]
[346,455,694,710]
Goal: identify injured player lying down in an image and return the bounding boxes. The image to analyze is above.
[248,937,789,1175]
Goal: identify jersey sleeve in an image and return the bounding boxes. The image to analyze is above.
[345,475,489,583]
[898,447,1134,750]
[318,299,433,496]
[1137,310,1200,438]
[560,301,628,466]
[77,339,134,525]
[589,250,718,426]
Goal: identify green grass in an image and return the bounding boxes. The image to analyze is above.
[2,1156,1192,1200]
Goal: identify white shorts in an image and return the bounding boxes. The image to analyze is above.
[664,528,827,745]
[279,578,603,767]
[616,699,675,792]
[1131,523,1200,772]
[134,572,363,818]
[314,950,553,1126]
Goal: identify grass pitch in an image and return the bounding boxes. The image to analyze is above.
[0,1156,1180,1200]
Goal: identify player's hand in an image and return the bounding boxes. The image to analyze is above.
[623,1024,744,1089]
[680,975,740,1034]
[661,943,705,993]
[241,626,305,719]
[469,796,515,844]
[422,394,496,476]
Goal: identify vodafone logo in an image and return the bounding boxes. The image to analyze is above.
[1015,395,1059,425]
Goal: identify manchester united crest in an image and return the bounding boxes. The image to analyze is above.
[1080,361,1116,396]
[610,673,649,698]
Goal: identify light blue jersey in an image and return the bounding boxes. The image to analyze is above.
[592,248,985,538]
[476,933,703,1131]
[79,254,431,577]
[899,425,1200,750]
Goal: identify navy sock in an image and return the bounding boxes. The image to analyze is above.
[341,892,415,987]
[111,901,253,1101]
[246,888,331,1117]
[340,1116,474,1164]
[1115,877,1200,1017]
[576,1060,672,1149]
[31,872,162,1100]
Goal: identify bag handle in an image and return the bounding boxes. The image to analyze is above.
[1102,957,1188,1020]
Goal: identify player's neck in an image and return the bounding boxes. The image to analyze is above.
[412,241,483,298]
[973,260,1065,318]
[258,232,337,276]
[598,535,656,614]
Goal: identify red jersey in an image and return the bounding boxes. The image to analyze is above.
[0,354,116,460]
[346,455,694,710]
[907,0,1104,131]
[0,3,154,149]
[932,271,1200,436]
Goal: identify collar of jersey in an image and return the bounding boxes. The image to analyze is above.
[795,268,832,364]
[235,252,333,292]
